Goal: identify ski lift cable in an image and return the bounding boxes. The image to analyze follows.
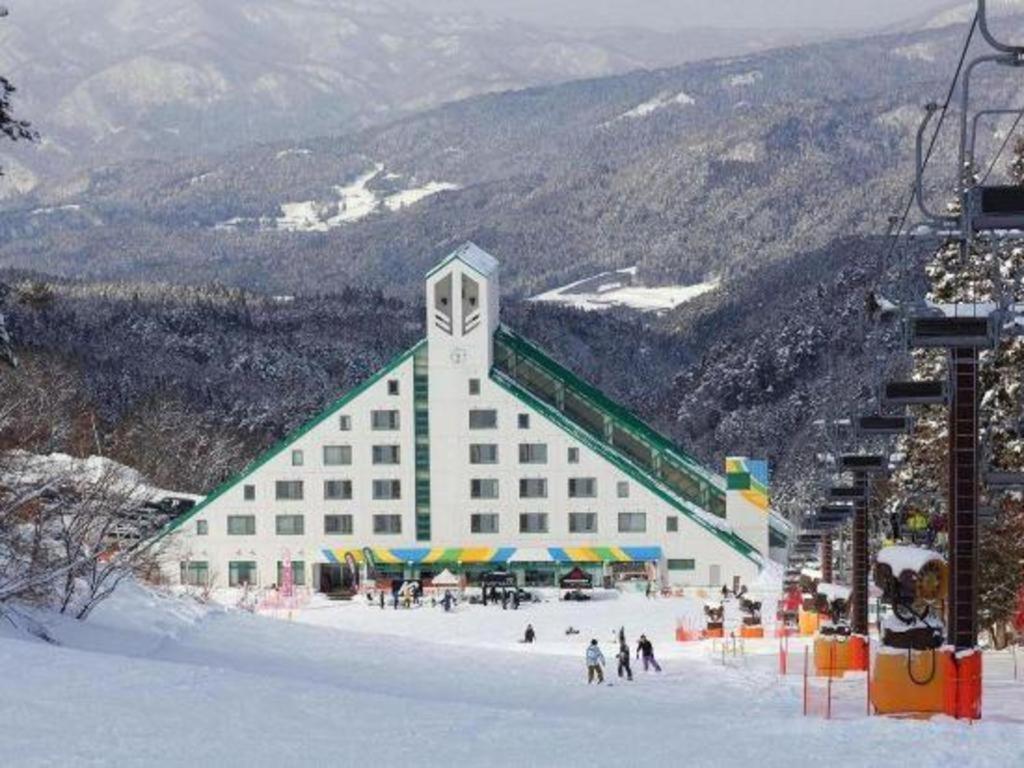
[884,10,980,269]
[979,107,1024,185]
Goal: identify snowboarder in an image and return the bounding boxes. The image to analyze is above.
[636,634,662,672]
[524,624,535,643]
[586,639,605,684]
[617,639,633,681]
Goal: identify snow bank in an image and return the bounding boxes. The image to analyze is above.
[531,268,718,313]
[618,90,695,120]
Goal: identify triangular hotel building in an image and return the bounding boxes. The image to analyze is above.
[161,244,791,590]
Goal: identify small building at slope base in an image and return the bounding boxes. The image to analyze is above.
[158,244,791,591]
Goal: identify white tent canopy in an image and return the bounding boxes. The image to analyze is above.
[431,568,461,587]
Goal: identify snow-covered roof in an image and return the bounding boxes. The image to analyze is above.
[427,241,499,279]
[876,545,944,575]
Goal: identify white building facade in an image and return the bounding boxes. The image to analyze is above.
[159,244,789,591]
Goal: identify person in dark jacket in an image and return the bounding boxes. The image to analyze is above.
[636,634,662,672]
[524,624,535,643]
[617,639,633,680]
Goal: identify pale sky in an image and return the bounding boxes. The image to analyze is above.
[418,0,962,31]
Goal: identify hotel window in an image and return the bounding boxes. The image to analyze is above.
[228,561,257,587]
[277,561,306,587]
[567,447,580,464]
[568,512,597,534]
[469,444,499,464]
[243,484,255,501]
[618,512,647,533]
[275,480,304,501]
[373,514,403,534]
[196,519,208,536]
[519,478,547,499]
[275,514,305,536]
[617,481,630,498]
[339,414,352,431]
[470,513,500,534]
[667,516,679,533]
[518,413,530,429]
[469,409,497,429]
[518,443,548,464]
[324,480,352,500]
[291,449,304,466]
[387,379,400,396]
[470,478,499,499]
[568,477,597,498]
[519,513,549,534]
[323,445,352,466]
[468,378,481,395]
[227,515,256,535]
[372,445,401,465]
[180,561,209,586]
[668,559,696,571]
[324,514,354,535]
[373,479,401,500]
[371,409,401,430]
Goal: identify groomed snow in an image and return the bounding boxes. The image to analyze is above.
[2,582,1021,767]
[618,91,695,120]
[531,268,718,313]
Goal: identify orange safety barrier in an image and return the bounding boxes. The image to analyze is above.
[799,609,821,637]
[703,627,724,639]
[675,627,702,642]
[871,648,953,716]
[813,636,868,677]
[740,625,764,639]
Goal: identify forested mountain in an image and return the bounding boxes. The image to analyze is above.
[0,0,821,192]
[1,15,1020,302]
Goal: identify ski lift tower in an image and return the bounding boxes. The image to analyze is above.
[908,0,1023,654]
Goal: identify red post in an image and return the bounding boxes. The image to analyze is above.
[866,639,872,716]
[803,647,809,716]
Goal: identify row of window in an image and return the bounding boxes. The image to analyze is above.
[267,479,402,502]
[180,560,308,588]
[468,443,586,466]
[281,443,401,472]
[205,512,679,537]
[471,477,621,500]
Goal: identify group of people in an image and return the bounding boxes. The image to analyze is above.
[483,585,523,610]
[586,629,662,684]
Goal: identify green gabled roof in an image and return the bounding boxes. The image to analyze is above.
[152,339,426,542]
[489,360,762,567]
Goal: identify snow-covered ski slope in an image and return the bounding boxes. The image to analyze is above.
[1,584,1022,767]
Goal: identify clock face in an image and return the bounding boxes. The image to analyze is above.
[450,347,467,364]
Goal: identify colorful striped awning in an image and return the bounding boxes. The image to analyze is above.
[319,546,661,565]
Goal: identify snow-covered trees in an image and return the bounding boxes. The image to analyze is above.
[0,453,163,629]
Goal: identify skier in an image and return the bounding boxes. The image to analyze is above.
[524,624,535,643]
[617,638,633,681]
[586,639,605,684]
[442,590,454,613]
[636,634,662,672]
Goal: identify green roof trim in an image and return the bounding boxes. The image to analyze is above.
[489,368,762,567]
[152,339,427,542]
[494,325,726,492]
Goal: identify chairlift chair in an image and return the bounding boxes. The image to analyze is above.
[985,470,1024,491]
[907,315,997,349]
[856,414,913,437]
[829,486,868,502]
[883,380,949,407]
[838,454,888,474]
